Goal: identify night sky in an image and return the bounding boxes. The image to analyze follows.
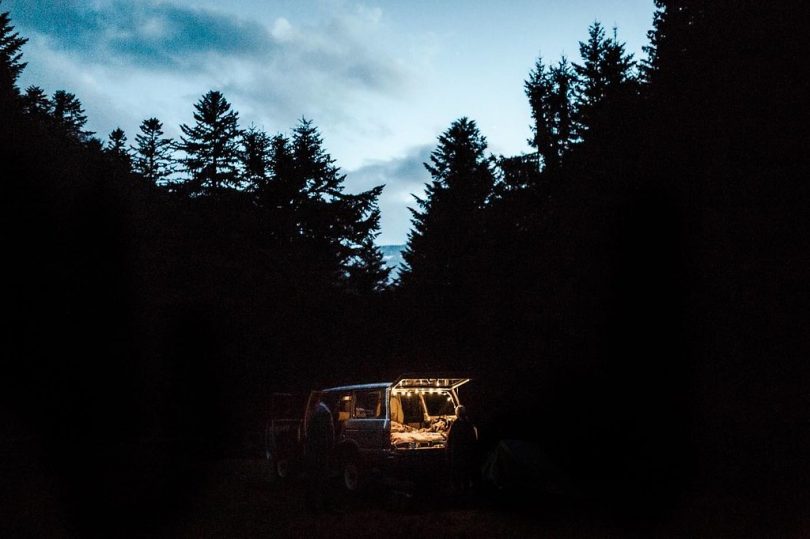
[8,0,653,244]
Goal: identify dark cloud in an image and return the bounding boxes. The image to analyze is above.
[8,0,405,115]
[8,0,274,70]
[347,145,433,244]
[349,145,431,191]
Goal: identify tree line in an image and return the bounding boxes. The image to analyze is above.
[13,73,390,296]
[400,21,636,291]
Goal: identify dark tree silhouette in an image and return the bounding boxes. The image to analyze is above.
[549,57,574,161]
[573,22,635,138]
[132,118,174,185]
[524,55,554,169]
[106,127,131,169]
[51,90,93,142]
[21,85,50,118]
[259,133,301,243]
[347,235,390,293]
[290,118,345,274]
[572,21,607,134]
[250,121,388,291]
[0,1,26,110]
[291,118,342,201]
[239,125,272,190]
[289,119,388,289]
[342,185,389,292]
[641,0,705,87]
[601,27,635,96]
[401,117,494,290]
[525,55,574,171]
[178,90,241,194]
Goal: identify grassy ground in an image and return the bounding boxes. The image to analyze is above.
[4,450,806,537]
[159,459,658,538]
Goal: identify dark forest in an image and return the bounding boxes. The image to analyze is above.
[2,1,808,536]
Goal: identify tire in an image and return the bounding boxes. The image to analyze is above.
[264,449,275,479]
[266,449,292,482]
[342,459,362,492]
[275,457,291,479]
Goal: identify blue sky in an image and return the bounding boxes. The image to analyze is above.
[7,0,654,244]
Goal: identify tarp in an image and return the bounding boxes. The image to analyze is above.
[481,439,576,495]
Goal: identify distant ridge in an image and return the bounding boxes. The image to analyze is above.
[380,244,406,281]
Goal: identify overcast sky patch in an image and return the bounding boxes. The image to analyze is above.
[347,145,433,245]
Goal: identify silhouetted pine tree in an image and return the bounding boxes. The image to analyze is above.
[289,119,388,289]
[51,90,93,142]
[132,118,174,185]
[549,57,574,161]
[239,126,271,191]
[347,235,390,293]
[525,55,575,172]
[641,0,706,88]
[602,28,635,94]
[21,85,50,118]
[496,153,541,193]
[573,21,606,135]
[291,119,342,202]
[525,55,555,168]
[268,133,296,191]
[573,22,635,138]
[259,133,302,243]
[255,120,387,290]
[288,118,342,274]
[106,127,132,169]
[178,90,241,194]
[0,1,26,111]
[401,117,494,290]
[342,184,389,292]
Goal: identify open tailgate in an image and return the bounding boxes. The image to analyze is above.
[392,373,470,392]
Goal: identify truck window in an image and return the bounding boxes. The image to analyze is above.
[337,394,352,422]
[353,390,383,419]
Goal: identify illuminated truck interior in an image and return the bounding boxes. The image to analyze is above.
[389,377,469,449]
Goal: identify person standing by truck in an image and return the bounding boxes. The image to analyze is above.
[447,404,478,492]
[304,394,335,512]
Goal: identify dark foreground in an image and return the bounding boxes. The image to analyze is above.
[5,448,809,538]
[160,459,642,538]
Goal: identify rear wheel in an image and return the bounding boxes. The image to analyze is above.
[342,459,361,492]
[266,449,292,482]
[275,457,291,479]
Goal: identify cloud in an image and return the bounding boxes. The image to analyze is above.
[8,0,275,71]
[218,7,407,131]
[8,0,404,92]
[8,0,409,147]
[346,145,434,245]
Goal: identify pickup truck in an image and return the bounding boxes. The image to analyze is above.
[264,374,472,491]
